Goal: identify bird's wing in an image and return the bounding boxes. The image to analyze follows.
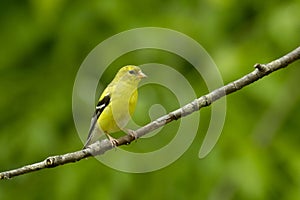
[83,94,111,149]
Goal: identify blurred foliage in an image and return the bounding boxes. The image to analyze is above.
[1,0,300,199]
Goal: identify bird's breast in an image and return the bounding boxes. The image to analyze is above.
[98,89,138,133]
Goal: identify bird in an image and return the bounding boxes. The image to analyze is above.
[83,65,146,149]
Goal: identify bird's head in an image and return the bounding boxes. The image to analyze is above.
[115,65,147,82]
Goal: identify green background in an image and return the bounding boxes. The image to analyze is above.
[1,0,300,199]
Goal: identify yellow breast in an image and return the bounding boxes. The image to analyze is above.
[98,89,138,133]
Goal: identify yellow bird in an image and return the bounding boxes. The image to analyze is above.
[83,65,146,148]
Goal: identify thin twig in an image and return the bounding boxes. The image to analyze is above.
[1,46,300,180]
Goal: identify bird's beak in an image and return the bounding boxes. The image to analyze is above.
[138,71,147,79]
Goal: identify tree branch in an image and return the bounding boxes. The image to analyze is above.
[1,46,300,180]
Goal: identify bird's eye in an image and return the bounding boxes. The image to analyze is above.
[128,70,135,75]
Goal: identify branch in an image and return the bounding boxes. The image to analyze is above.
[1,46,300,180]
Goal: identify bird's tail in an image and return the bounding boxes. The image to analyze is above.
[83,134,93,149]
[83,129,101,149]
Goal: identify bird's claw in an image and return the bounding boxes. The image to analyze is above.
[107,134,118,147]
[125,129,137,140]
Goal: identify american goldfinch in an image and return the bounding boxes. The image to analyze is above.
[83,65,146,149]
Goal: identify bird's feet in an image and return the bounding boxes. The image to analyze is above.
[124,129,137,140]
[106,134,118,147]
